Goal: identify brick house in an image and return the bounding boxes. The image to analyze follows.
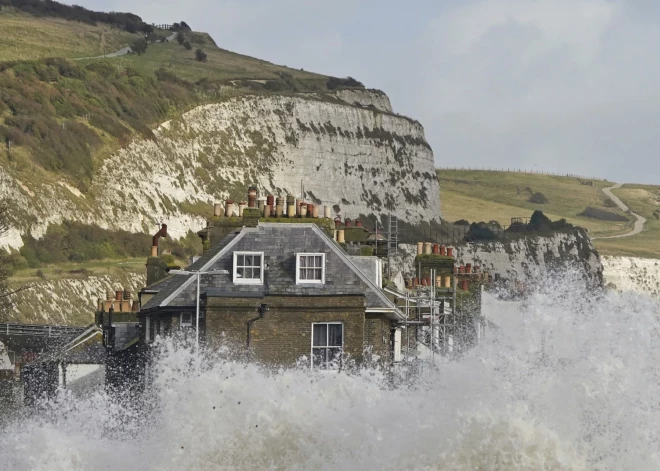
[138,222,404,368]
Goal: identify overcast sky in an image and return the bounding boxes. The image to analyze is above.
[69,0,659,184]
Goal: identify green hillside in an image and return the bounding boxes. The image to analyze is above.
[438,169,660,258]
[0,2,370,283]
[595,184,660,259]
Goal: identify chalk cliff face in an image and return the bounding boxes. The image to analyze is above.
[602,256,660,297]
[0,91,440,249]
[454,230,603,287]
[394,230,603,287]
[8,272,145,325]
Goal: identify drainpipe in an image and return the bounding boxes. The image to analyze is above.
[246,303,269,348]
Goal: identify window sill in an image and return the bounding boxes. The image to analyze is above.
[233,279,264,285]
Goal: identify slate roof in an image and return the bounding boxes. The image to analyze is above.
[349,256,381,286]
[142,223,401,318]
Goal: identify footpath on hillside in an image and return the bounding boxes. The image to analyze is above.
[593,183,646,240]
[73,32,177,61]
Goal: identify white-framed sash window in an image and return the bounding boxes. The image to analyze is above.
[296,253,325,284]
[311,322,343,369]
[233,252,264,284]
[180,312,193,328]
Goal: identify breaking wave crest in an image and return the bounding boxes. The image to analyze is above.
[1,275,659,471]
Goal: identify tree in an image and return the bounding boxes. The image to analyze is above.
[176,31,185,45]
[180,21,192,31]
[141,23,154,34]
[131,38,148,56]
[183,40,192,50]
[195,48,207,62]
[528,192,549,204]
[529,210,552,230]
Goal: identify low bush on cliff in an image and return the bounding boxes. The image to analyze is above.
[14,222,201,269]
[579,207,629,222]
[0,58,198,186]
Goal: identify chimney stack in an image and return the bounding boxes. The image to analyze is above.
[287,194,295,217]
[417,242,423,255]
[276,196,284,217]
[238,201,247,217]
[355,218,362,228]
[213,202,223,217]
[247,187,257,208]
[324,206,332,219]
[345,218,352,228]
[225,200,234,217]
[257,196,266,212]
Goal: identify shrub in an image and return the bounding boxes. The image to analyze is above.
[326,76,364,90]
[176,31,186,45]
[579,207,629,222]
[195,48,207,62]
[529,210,552,229]
[453,219,470,226]
[131,38,148,55]
[528,192,549,204]
[465,222,498,241]
[183,40,192,50]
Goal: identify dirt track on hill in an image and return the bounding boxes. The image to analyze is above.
[593,183,646,240]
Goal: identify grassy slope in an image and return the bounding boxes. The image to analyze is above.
[93,32,330,87]
[593,184,660,258]
[439,170,632,233]
[0,9,139,61]
[0,12,363,309]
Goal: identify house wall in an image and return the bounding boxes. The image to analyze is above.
[205,295,367,366]
[364,313,393,361]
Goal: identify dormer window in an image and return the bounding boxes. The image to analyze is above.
[296,253,325,284]
[233,252,264,284]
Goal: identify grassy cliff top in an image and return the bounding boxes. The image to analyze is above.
[438,169,660,258]
[0,9,139,61]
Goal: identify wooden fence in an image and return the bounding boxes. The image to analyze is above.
[438,166,606,182]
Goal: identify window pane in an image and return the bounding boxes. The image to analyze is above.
[246,267,254,279]
[312,268,322,280]
[253,267,261,280]
[315,256,322,268]
[253,255,261,267]
[312,348,327,368]
[328,324,342,347]
[237,267,244,278]
[328,347,342,366]
[237,255,245,266]
[244,255,253,266]
[313,324,327,346]
[300,256,308,268]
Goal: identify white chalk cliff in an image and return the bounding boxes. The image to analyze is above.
[0,91,441,250]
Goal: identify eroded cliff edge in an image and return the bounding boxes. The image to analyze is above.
[1,92,441,249]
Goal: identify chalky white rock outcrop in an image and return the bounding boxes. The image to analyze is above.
[393,230,603,287]
[8,272,146,325]
[602,256,660,297]
[0,92,441,250]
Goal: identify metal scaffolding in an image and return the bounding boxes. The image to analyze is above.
[398,268,484,364]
